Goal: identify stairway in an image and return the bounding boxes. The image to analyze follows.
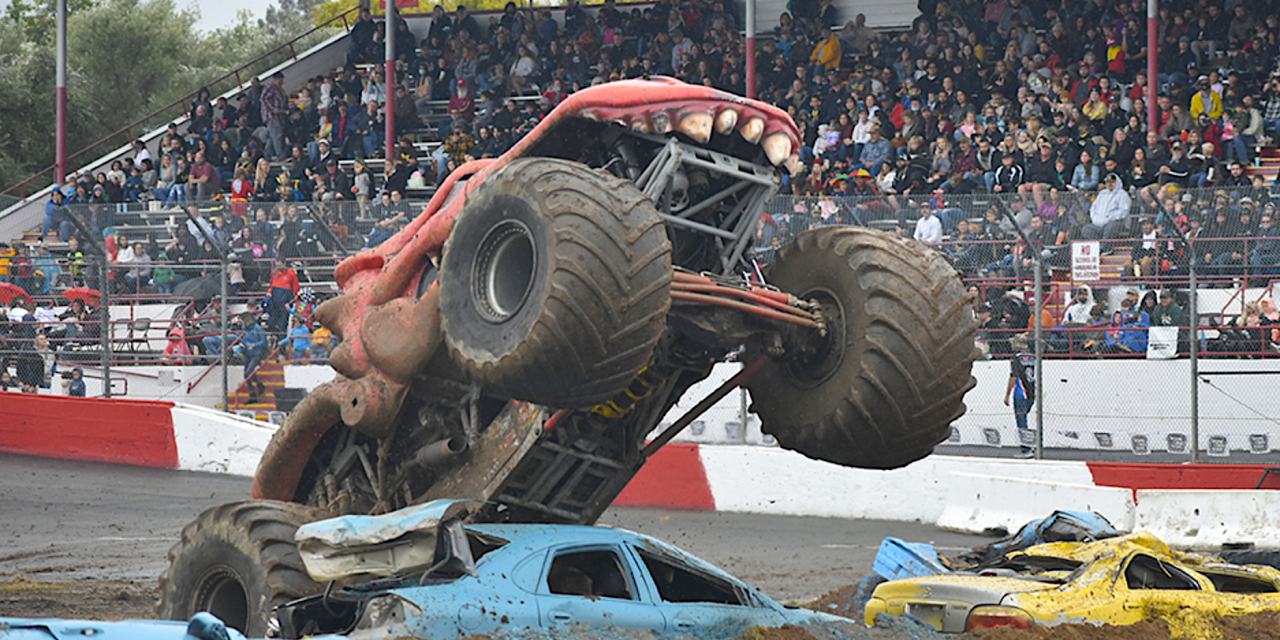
[226,351,284,420]
[1248,146,1279,183]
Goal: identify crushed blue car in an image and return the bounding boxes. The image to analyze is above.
[0,612,324,640]
[274,501,853,639]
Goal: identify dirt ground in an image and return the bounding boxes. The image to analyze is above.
[0,575,156,620]
[8,575,1280,640]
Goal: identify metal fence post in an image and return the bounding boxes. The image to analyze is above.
[98,254,111,397]
[1189,257,1199,463]
[221,257,229,413]
[1033,261,1043,459]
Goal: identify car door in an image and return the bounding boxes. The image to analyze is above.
[534,544,667,633]
[1119,552,1218,622]
[628,545,788,634]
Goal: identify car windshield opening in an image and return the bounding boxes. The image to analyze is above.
[1200,570,1280,593]
[547,549,635,600]
[1125,555,1200,590]
[635,548,743,606]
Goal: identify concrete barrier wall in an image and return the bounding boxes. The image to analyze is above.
[1134,490,1280,550]
[698,446,1092,522]
[937,474,1136,534]
[171,403,277,476]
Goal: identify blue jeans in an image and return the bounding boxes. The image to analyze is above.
[157,184,185,207]
[1223,133,1254,163]
[43,215,75,241]
[1013,397,1033,451]
[203,335,228,356]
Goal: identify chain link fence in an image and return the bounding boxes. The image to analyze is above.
[4,188,1279,460]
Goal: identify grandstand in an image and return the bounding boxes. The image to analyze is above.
[1,0,1278,415]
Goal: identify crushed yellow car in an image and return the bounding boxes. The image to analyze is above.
[865,532,1280,637]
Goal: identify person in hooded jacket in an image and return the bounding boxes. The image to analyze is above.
[162,326,193,365]
[1082,173,1131,241]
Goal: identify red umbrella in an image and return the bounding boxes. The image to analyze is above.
[0,282,30,305]
[63,287,103,306]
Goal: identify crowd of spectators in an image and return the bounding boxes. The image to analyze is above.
[10,0,1280,388]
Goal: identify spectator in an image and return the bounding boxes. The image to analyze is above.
[265,257,300,336]
[288,316,312,362]
[1082,173,1131,241]
[232,312,269,402]
[913,207,942,244]
[261,72,289,161]
[66,367,85,397]
[42,189,70,241]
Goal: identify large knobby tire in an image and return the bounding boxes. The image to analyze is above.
[440,158,673,408]
[158,500,324,636]
[746,227,978,469]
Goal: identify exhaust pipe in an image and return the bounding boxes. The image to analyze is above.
[413,437,468,468]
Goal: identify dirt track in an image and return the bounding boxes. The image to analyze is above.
[5,453,1279,638]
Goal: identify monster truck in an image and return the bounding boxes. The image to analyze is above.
[159,78,977,635]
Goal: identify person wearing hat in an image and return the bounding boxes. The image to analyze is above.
[260,71,289,162]
[1189,77,1223,121]
[1153,290,1185,329]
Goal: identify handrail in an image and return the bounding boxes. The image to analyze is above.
[2,6,361,199]
[187,334,243,393]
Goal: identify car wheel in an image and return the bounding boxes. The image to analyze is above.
[440,158,673,409]
[157,500,324,636]
[746,226,978,469]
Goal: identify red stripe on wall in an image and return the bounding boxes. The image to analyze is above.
[614,443,715,510]
[1088,462,1277,491]
[0,392,178,468]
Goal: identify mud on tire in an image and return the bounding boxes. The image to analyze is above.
[746,227,977,469]
[440,158,673,409]
[158,500,325,636]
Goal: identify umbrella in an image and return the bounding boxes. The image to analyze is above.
[62,287,102,306]
[0,282,31,305]
[173,274,222,302]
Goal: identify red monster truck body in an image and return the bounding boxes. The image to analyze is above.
[160,79,977,634]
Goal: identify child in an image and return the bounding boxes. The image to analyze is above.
[288,316,312,362]
[124,167,145,202]
[309,322,332,361]
[67,367,86,397]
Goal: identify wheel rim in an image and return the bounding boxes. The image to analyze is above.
[191,566,250,633]
[472,221,536,323]
[784,288,848,389]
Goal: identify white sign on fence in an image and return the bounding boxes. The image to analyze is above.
[1072,241,1101,282]
[1147,326,1179,360]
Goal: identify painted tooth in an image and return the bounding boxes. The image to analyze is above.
[762,133,792,166]
[784,153,801,174]
[715,109,739,134]
[651,111,672,134]
[611,118,628,128]
[581,109,599,121]
[631,118,650,133]
[739,117,765,144]
[678,112,714,143]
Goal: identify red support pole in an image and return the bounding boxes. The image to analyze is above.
[745,0,756,99]
[55,0,67,186]
[385,2,397,166]
[1147,0,1158,133]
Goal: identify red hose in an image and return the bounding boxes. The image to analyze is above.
[670,290,821,328]
[672,282,814,319]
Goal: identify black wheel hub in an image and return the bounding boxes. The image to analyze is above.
[471,221,537,323]
[192,565,249,633]
[784,288,847,389]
